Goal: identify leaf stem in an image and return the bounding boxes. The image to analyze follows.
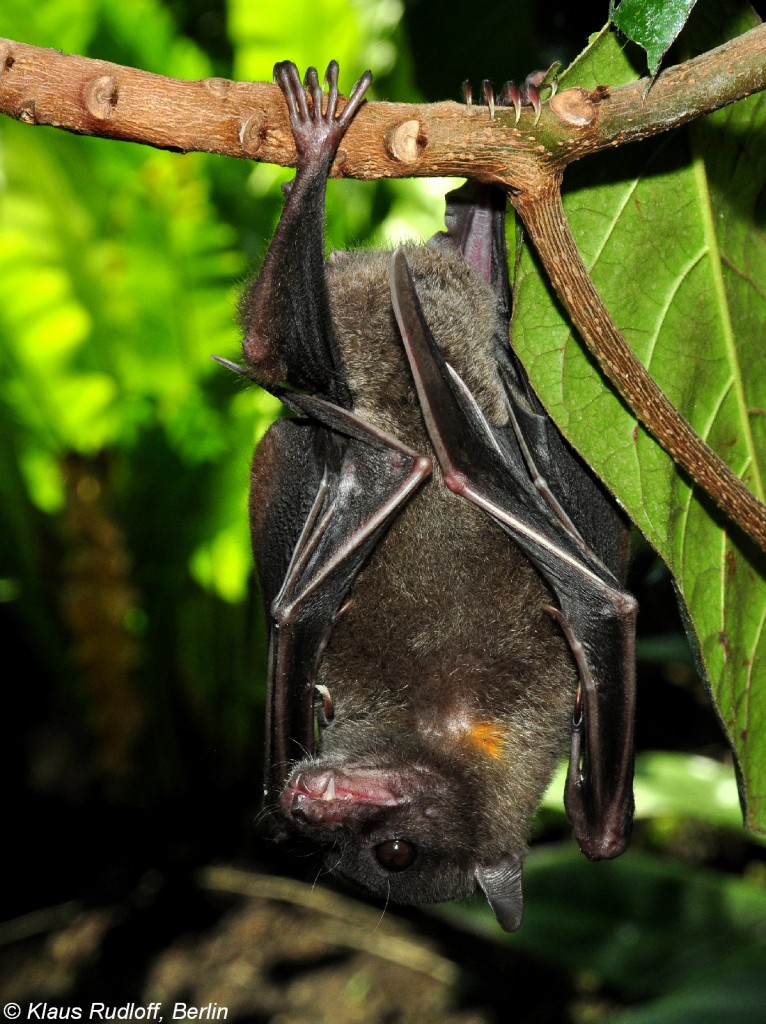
[512,176,766,552]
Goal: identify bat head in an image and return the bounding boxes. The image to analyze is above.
[275,756,526,932]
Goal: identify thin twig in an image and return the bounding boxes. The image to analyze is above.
[199,865,459,986]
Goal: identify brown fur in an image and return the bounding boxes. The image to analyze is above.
[311,245,576,861]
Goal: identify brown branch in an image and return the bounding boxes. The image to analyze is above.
[0,26,765,185]
[2,26,766,548]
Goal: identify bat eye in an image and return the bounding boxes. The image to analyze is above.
[374,839,417,872]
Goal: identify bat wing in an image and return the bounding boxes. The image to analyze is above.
[428,181,511,326]
[390,248,637,859]
[258,390,431,805]
[429,181,629,576]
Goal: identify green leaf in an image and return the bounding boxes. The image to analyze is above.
[611,0,699,75]
[513,4,766,833]
[613,947,766,1024]
[516,849,766,998]
[632,751,745,830]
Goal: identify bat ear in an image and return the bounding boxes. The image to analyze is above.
[475,856,524,932]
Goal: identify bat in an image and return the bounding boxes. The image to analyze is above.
[225,60,637,931]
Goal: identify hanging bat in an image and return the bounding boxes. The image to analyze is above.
[224,60,637,931]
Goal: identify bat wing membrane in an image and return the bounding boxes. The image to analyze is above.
[260,391,431,805]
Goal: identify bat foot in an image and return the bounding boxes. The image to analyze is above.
[273,60,372,170]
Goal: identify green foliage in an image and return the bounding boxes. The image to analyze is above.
[437,746,766,1017]
[611,0,700,75]
[0,0,441,796]
[519,848,766,1021]
[513,0,766,834]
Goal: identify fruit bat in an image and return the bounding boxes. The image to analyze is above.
[224,60,637,931]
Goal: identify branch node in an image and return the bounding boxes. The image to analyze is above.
[239,111,264,156]
[549,88,598,127]
[384,118,424,163]
[83,75,118,120]
[0,39,12,74]
[203,77,232,98]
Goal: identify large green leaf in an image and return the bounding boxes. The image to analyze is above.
[512,2,766,832]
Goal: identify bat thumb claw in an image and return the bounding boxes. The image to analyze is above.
[211,354,252,379]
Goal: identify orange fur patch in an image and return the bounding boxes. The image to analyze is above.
[466,721,505,759]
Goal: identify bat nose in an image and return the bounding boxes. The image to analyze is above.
[280,768,403,829]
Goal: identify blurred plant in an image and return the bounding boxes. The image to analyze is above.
[0,0,434,800]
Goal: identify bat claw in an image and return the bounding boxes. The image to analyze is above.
[491,66,560,125]
[462,79,473,109]
[542,601,562,623]
[523,83,541,125]
[500,81,522,124]
[482,79,495,120]
[304,65,320,89]
[323,59,339,89]
[211,354,251,379]
[315,684,335,723]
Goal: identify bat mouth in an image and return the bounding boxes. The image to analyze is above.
[288,768,403,804]
[280,768,405,827]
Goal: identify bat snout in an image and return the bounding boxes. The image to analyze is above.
[280,768,404,829]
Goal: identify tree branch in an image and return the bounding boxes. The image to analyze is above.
[2,26,766,548]
[0,25,765,183]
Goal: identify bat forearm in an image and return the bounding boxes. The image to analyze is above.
[241,170,332,368]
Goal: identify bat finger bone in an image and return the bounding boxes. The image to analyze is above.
[440,466,473,498]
